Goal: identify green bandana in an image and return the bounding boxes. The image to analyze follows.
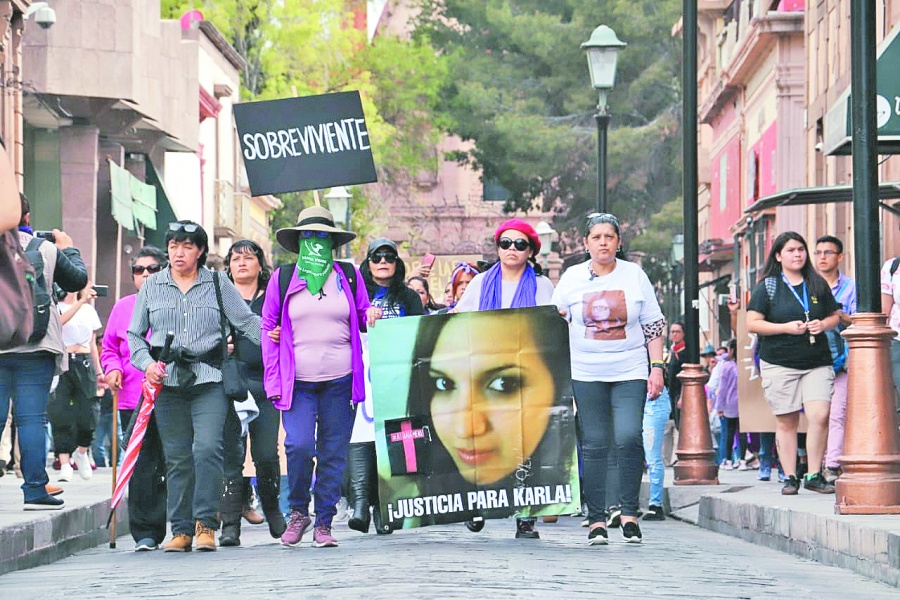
[295,236,334,296]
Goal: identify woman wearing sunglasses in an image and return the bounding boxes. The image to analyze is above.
[345,238,424,535]
[100,245,169,552]
[452,218,555,539]
[262,206,377,549]
[551,213,666,547]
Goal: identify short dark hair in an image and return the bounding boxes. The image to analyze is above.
[131,245,168,269]
[164,220,208,267]
[669,321,684,332]
[815,235,843,255]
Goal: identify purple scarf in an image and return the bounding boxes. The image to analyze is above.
[478,262,537,311]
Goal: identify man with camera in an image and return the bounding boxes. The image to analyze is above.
[0,195,88,510]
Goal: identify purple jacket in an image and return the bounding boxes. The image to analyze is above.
[713,358,739,418]
[261,264,370,410]
[100,294,145,410]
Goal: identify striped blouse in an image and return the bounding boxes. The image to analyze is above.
[128,267,261,388]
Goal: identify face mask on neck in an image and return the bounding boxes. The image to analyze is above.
[295,235,334,296]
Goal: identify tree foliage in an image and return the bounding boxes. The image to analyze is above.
[413,0,684,257]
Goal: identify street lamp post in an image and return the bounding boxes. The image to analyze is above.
[581,25,626,214]
[324,186,352,259]
[534,220,555,270]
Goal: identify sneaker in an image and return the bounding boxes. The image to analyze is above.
[580,517,589,527]
[73,450,92,480]
[720,460,733,470]
[621,521,642,543]
[281,510,312,547]
[242,505,265,525]
[515,518,540,539]
[804,472,836,494]
[45,484,63,497]
[587,526,609,546]
[781,475,800,495]
[643,505,665,521]
[737,460,749,471]
[163,533,193,552]
[58,463,73,482]
[312,526,338,548]
[24,495,64,510]
[745,457,760,470]
[134,538,159,552]
[194,521,217,551]
[822,466,841,484]
[607,505,622,528]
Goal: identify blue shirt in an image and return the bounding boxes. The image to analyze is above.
[830,272,857,316]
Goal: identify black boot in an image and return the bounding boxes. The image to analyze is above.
[256,462,286,538]
[347,442,373,533]
[219,477,243,546]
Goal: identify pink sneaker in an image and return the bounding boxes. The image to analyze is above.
[312,526,338,548]
[280,511,311,547]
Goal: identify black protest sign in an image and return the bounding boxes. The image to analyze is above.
[233,91,377,195]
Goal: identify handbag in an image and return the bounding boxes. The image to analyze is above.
[213,272,249,401]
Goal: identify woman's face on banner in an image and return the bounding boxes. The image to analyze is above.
[427,315,555,485]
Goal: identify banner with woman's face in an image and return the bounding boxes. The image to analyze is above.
[369,306,581,529]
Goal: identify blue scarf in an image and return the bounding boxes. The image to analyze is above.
[478,262,537,311]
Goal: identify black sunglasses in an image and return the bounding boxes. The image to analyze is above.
[132,264,163,275]
[498,237,530,252]
[370,251,398,264]
[168,222,200,233]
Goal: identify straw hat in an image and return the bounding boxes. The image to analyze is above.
[275,206,356,253]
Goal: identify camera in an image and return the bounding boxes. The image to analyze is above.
[34,6,56,29]
[93,285,109,297]
[35,230,56,243]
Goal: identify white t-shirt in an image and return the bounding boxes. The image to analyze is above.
[58,302,102,348]
[454,270,555,312]
[880,258,900,340]
[551,258,663,382]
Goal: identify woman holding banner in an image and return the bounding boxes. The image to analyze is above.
[346,237,423,535]
[262,206,378,549]
[551,212,666,546]
[451,218,556,539]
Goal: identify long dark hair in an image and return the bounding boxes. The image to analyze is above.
[403,309,576,525]
[224,239,272,290]
[760,231,831,300]
[360,250,408,303]
[407,276,442,312]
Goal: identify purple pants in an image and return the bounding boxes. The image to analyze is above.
[825,370,848,469]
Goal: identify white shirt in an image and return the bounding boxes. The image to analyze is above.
[58,302,102,348]
[454,270,555,312]
[880,258,900,340]
[551,258,663,382]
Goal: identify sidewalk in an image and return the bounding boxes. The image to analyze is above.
[663,468,900,588]
[0,468,128,577]
[1,465,898,587]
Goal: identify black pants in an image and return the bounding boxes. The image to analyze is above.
[119,408,168,544]
[223,377,281,480]
[49,355,99,453]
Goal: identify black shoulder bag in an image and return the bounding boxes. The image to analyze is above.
[213,272,249,400]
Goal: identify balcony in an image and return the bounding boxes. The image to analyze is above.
[214,179,242,238]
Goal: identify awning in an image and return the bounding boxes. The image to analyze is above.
[144,158,178,250]
[743,182,900,217]
[109,160,157,231]
[823,25,900,155]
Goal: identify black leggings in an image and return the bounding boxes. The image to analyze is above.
[48,355,99,453]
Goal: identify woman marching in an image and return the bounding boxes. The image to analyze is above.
[746,231,840,495]
[347,238,423,535]
[551,212,666,546]
[261,206,379,548]
[453,218,555,539]
[218,240,285,546]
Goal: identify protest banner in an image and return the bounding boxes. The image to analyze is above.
[369,306,580,529]
[406,254,482,303]
[233,91,377,196]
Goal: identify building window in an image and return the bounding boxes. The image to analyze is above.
[719,154,728,212]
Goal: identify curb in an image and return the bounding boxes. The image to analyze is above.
[0,499,129,577]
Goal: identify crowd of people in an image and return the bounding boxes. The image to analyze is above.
[0,188,894,553]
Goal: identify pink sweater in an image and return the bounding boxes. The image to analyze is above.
[100,294,145,410]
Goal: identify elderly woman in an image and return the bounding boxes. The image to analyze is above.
[453,218,555,539]
[262,206,380,548]
[128,221,261,553]
[552,213,666,546]
[101,246,169,551]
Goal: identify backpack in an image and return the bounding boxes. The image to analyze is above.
[23,237,53,344]
[752,277,778,372]
[825,277,852,372]
[0,230,35,349]
[277,261,358,324]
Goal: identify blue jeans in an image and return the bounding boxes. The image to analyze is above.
[758,432,776,479]
[0,353,55,502]
[283,374,355,528]
[573,379,647,524]
[153,383,229,534]
[642,388,670,508]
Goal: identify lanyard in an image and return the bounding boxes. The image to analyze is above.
[781,275,810,320]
